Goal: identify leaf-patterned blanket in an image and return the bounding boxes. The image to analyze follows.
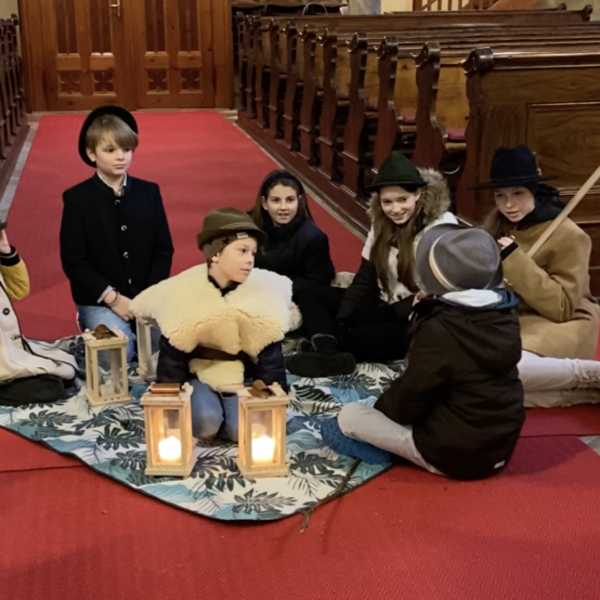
[0,337,395,521]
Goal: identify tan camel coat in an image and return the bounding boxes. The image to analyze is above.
[502,218,599,360]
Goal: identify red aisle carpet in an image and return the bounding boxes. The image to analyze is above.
[2,435,600,600]
[8,111,362,341]
[3,111,600,599]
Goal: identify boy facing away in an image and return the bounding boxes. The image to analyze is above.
[60,106,173,360]
[324,224,525,480]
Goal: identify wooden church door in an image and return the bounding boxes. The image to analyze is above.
[19,0,220,110]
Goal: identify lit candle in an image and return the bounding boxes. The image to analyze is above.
[252,435,275,465]
[158,435,182,462]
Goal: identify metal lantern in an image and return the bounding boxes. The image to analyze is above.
[83,325,130,407]
[237,381,289,478]
[136,317,157,382]
[142,382,195,478]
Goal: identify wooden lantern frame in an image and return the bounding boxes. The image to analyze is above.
[136,317,157,382]
[83,325,130,407]
[236,381,289,478]
[142,382,195,478]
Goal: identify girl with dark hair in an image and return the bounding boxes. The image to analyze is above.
[249,170,335,288]
[286,151,457,378]
[482,145,600,407]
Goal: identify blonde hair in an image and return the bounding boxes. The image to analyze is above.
[85,114,138,152]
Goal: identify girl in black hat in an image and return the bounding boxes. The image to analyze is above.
[482,145,600,407]
[249,170,335,288]
[286,151,457,378]
[59,106,173,361]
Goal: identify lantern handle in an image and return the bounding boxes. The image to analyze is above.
[250,380,273,398]
[92,324,117,339]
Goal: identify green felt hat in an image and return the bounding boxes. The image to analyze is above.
[367,151,426,191]
[196,207,267,253]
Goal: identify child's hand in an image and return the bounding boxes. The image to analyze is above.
[413,292,426,306]
[110,294,134,321]
[0,229,10,254]
[497,236,515,250]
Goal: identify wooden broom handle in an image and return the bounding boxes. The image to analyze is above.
[526,164,600,258]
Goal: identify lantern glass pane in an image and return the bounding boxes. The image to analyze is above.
[97,348,124,397]
[250,409,276,467]
[137,322,157,376]
[155,408,182,464]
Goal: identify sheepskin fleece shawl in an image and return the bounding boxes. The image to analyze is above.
[362,168,458,302]
[131,265,292,388]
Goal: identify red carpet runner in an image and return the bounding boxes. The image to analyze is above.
[1,432,600,600]
[2,112,600,599]
[8,111,362,341]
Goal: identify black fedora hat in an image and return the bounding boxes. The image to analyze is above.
[476,145,555,190]
[416,224,503,296]
[78,105,138,167]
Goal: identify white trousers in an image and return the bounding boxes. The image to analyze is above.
[338,403,444,475]
[519,351,600,408]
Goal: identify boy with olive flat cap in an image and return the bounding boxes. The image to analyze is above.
[132,207,292,442]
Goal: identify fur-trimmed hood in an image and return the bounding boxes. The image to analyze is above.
[366,167,452,231]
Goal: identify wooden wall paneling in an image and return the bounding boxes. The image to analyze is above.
[211,0,233,108]
[131,0,211,109]
[199,0,215,106]
[18,0,47,111]
[40,0,61,111]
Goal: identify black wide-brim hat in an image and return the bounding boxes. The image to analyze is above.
[78,105,138,167]
[475,145,555,190]
[196,207,268,250]
[416,224,503,296]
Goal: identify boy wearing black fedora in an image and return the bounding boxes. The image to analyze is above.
[325,224,525,480]
[131,207,291,441]
[60,106,173,360]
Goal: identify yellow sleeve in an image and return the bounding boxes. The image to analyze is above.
[0,255,30,301]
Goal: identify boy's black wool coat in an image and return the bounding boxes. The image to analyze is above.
[60,174,174,305]
[375,298,525,480]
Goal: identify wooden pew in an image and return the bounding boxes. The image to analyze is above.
[237,7,596,231]
[0,17,28,199]
[339,24,600,197]
[411,31,600,178]
[455,47,600,292]
[248,5,593,132]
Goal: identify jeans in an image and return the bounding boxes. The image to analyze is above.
[338,403,443,475]
[77,305,136,362]
[77,305,160,363]
[189,378,239,442]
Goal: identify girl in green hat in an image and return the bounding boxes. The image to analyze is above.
[286,151,457,378]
